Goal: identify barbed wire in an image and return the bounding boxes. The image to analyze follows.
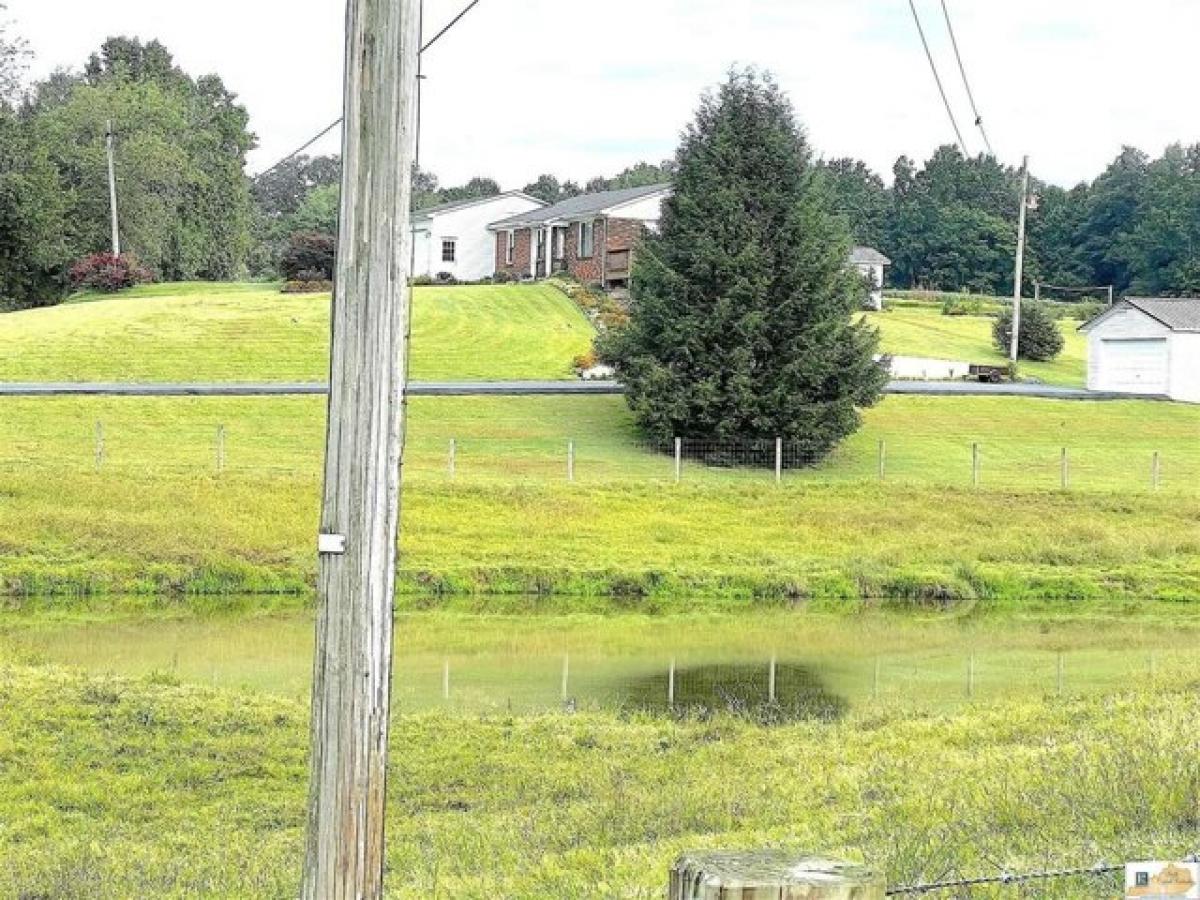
[886,860,1127,895]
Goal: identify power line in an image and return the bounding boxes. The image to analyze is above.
[907,0,970,156]
[940,0,995,157]
[252,0,484,183]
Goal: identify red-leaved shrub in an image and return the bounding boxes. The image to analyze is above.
[69,254,153,293]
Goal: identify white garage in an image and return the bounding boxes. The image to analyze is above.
[1080,298,1200,402]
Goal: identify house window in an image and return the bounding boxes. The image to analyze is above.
[506,230,516,265]
[441,239,457,263]
[578,221,595,258]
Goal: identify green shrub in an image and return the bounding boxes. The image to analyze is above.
[941,296,987,316]
[993,302,1066,361]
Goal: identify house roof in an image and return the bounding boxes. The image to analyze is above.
[850,246,891,266]
[1080,297,1200,333]
[414,191,545,221]
[488,183,672,229]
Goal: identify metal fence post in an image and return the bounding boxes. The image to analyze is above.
[1060,447,1070,490]
[877,439,886,481]
[674,437,682,484]
[972,442,980,488]
[774,437,783,485]
[567,439,575,483]
[448,438,457,480]
[216,424,226,474]
[94,421,105,472]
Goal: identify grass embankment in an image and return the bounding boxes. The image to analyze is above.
[0,394,1197,600]
[0,282,593,382]
[865,306,1088,386]
[0,659,1196,897]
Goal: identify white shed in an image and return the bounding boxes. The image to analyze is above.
[412,192,545,282]
[1080,298,1200,402]
[850,247,892,311]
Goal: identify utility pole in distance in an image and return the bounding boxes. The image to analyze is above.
[301,0,420,896]
[1010,155,1030,364]
[105,120,121,257]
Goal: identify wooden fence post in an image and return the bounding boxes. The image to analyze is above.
[94,421,105,472]
[301,0,421,893]
[877,439,886,481]
[567,439,575,483]
[448,438,456,480]
[972,441,980,487]
[967,652,976,698]
[768,653,777,703]
[774,437,783,485]
[872,656,881,700]
[670,852,885,899]
[442,658,451,701]
[668,657,676,709]
[674,437,682,484]
[1061,447,1070,490]
[216,424,226,475]
[1152,451,1161,491]
[561,653,570,702]
[1056,651,1065,695]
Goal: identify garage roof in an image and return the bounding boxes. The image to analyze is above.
[1080,297,1200,333]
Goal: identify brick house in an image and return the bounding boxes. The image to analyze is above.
[488,183,671,289]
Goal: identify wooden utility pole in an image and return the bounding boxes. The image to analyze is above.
[1010,155,1030,364]
[105,120,121,257]
[301,0,420,896]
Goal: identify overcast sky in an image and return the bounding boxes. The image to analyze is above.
[8,0,1200,189]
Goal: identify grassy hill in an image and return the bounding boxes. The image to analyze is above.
[0,282,1196,600]
[0,282,594,382]
[865,307,1088,386]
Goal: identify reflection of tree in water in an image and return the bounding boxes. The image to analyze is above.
[619,663,848,724]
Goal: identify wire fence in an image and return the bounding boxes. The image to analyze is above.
[0,422,1196,495]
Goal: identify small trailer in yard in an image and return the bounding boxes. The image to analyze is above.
[970,363,1010,383]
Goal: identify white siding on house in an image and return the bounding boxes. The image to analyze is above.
[605,192,668,227]
[413,194,544,281]
[855,262,886,310]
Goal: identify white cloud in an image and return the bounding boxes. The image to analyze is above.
[9,0,1200,188]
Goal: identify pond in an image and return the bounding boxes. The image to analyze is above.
[0,600,1195,716]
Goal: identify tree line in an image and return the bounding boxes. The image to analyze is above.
[819,144,1200,298]
[2,21,1199,309]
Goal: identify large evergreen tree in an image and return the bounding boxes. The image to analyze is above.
[602,69,887,461]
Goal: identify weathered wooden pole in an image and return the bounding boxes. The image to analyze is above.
[301,0,420,896]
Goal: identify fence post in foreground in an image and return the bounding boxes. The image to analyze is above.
[1061,447,1070,490]
[669,851,885,900]
[774,438,783,485]
[674,437,682,484]
[768,653,777,703]
[972,442,981,488]
[448,438,456,480]
[94,421,105,472]
[1152,451,1161,491]
[216,424,226,474]
[877,439,886,481]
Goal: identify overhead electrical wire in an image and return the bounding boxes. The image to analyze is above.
[252,0,484,183]
[907,0,970,156]
[940,0,995,156]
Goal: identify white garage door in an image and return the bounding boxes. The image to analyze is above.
[1099,338,1169,393]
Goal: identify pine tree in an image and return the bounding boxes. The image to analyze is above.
[602,69,887,462]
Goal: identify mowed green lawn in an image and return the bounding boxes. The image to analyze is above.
[0,282,594,382]
[0,393,1196,600]
[866,306,1088,386]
